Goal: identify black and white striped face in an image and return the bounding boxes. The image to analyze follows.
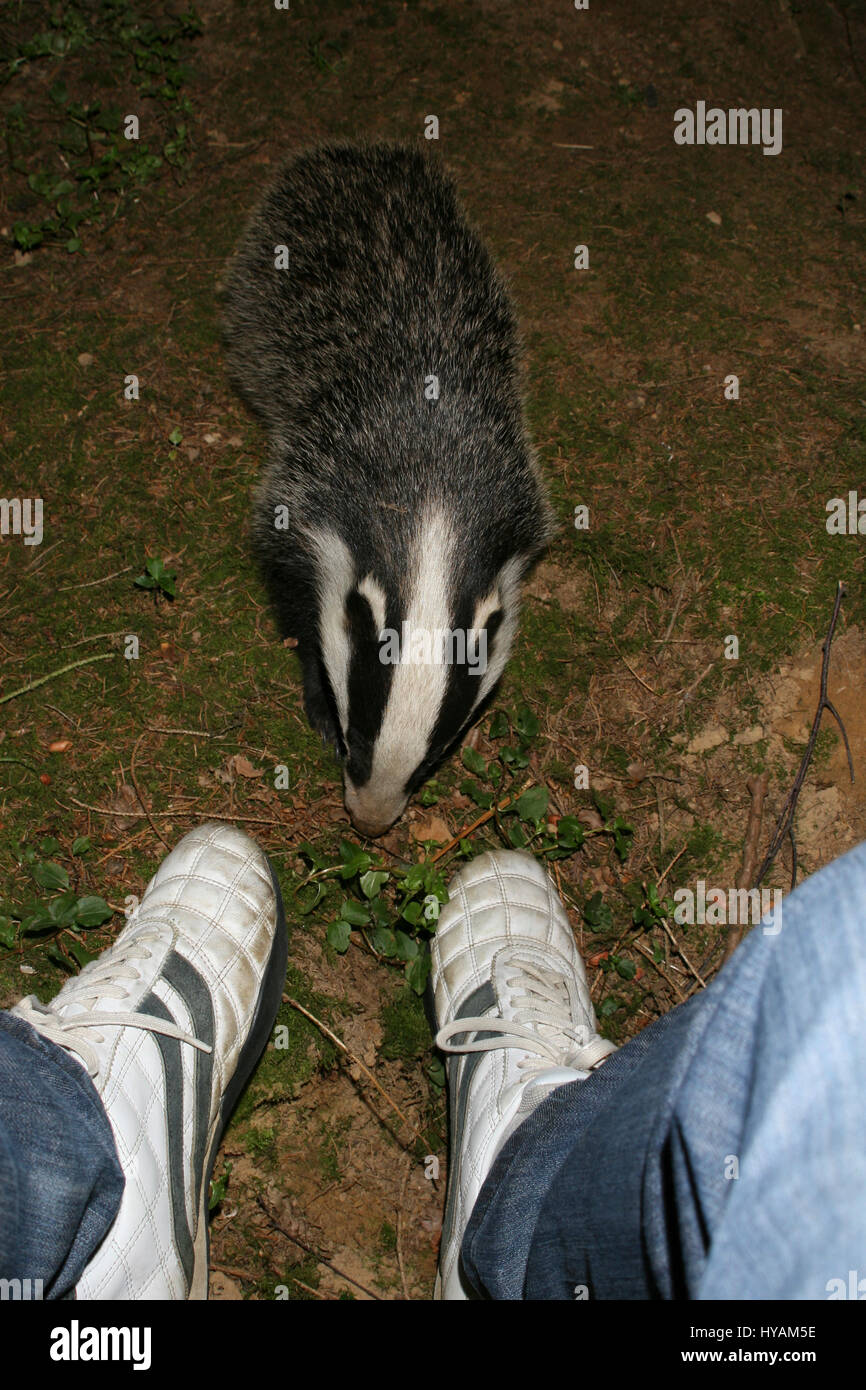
[304,513,526,838]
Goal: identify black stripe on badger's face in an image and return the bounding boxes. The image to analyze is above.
[343,582,394,788]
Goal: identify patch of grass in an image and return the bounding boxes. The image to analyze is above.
[379,986,432,1062]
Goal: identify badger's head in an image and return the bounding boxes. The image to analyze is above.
[303,510,536,838]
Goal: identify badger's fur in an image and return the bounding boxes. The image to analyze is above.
[222,142,552,837]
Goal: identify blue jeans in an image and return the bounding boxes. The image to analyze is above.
[0,1010,123,1299]
[3,841,866,1300]
[463,839,866,1299]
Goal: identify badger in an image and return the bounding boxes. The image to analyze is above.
[222,142,552,837]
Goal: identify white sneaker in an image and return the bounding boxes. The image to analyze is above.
[429,850,616,1299]
[11,822,287,1300]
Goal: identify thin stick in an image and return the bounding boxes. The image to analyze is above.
[754,582,852,891]
[256,1196,382,1301]
[0,652,113,706]
[431,779,534,862]
[129,732,171,851]
[286,997,430,1150]
[57,565,133,592]
[633,939,686,1003]
[396,1154,412,1301]
[64,798,293,827]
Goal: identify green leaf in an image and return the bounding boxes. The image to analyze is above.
[515,706,540,740]
[67,940,99,968]
[583,891,613,933]
[33,861,70,892]
[621,881,645,910]
[65,238,82,254]
[168,426,183,445]
[394,930,418,961]
[507,821,527,847]
[427,1053,445,1089]
[461,747,487,777]
[515,786,549,822]
[461,780,493,809]
[47,892,79,925]
[401,900,422,926]
[556,816,585,850]
[0,916,17,949]
[39,837,61,855]
[73,896,113,928]
[598,996,620,1018]
[488,710,509,740]
[326,919,352,953]
[296,881,325,915]
[360,870,389,900]
[339,899,369,927]
[337,840,372,880]
[369,926,397,958]
[501,745,530,770]
[406,952,431,996]
[71,837,92,856]
[295,841,331,871]
[613,956,637,981]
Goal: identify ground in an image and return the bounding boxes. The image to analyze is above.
[1,0,864,1299]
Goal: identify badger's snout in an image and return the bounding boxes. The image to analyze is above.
[344,777,408,840]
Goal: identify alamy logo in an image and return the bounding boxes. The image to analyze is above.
[674,102,783,156]
[378,623,488,674]
[673,881,782,934]
[49,1320,151,1370]
[0,1277,43,1300]
[0,497,43,545]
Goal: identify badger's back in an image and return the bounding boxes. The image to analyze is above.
[222,143,552,835]
[222,144,548,565]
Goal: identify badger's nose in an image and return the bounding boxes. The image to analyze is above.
[350,815,396,839]
[344,780,406,838]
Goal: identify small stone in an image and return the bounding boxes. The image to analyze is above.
[733,724,764,746]
[686,725,727,754]
[706,211,722,226]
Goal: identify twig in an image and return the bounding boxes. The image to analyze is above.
[64,797,292,827]
[431,779,534,862]
[633,939,686,1003]
[57,565,133,592]
[255,1196,382,1301]
[396,1154,412,1301]
[129,732,171,851]
[754,583,852,892]
[0,652,113,706]
[285,997,431,1150]
[721,773,769,966]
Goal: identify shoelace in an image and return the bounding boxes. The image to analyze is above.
[436,957,616,1078]
[14,927,213,1077]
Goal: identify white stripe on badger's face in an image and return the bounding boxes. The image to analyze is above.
[303,525,355,733]
[467,554,525,713]
[344,508,455,835]
[357,573,387,634]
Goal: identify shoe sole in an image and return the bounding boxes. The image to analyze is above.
[189,852,288,1299]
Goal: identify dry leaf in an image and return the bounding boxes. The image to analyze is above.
[48,740,73,754]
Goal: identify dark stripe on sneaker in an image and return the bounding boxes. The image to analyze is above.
[441,981,499,1278]
[162,950,215,1226]
[138,992,195,1289]
[139,951,214,1295]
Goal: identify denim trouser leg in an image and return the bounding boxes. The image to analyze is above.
[0,1011,123,1299]
[462,839,866,1300]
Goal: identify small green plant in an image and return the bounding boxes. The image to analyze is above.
[0,837,113,970]
[292,705,634,997]
[134,556,177,599]
[208,1160,233,1211]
